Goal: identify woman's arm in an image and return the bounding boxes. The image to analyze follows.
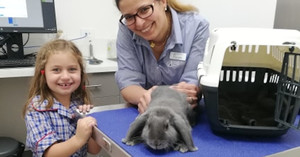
[171,82,200,107]
[121,85,148,113]
[177,14,209,107]
[121,85,147,105]
[121,85,157,113]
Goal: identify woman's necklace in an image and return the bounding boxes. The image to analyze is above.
[149,41,156,48]
[149,12,172,48]
[149,37,168,48]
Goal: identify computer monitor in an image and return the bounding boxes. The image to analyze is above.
[0,0,57,59]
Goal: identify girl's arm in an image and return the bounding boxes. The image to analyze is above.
[44,135,87,157]
[88,137,101,154]
[44,116,99,157]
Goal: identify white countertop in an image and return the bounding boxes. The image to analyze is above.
[0,58,118,78]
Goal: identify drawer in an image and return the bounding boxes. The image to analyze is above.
[87,72,120,106]
[87,72,119,98]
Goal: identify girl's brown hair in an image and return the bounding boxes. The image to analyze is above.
[115,0,198,12]
[22,39,91,118]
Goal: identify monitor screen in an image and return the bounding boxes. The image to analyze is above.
[0,0,57,33]
[0,0,57,59]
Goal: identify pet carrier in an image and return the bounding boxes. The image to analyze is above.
[198,28,300,136]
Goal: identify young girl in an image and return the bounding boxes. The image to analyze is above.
[22,39,101,157]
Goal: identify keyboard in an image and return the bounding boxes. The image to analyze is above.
[0,58,35,68]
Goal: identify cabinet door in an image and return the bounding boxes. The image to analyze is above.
[0,77,31,144]
[87,72,120,106]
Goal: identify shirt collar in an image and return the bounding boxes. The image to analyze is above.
[169,7,183,45]
[31,96,79,119]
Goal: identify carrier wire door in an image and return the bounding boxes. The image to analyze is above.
[275,52,300,130]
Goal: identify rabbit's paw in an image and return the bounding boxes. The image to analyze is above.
[174,143,188,153]
[121,138,128,143]
[122,138,135,146]
[179,147,188,153]
[122,138,142,146]
[174,143,198,153]
[189,146,198,152]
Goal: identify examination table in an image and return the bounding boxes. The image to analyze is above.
[86,104,300,157]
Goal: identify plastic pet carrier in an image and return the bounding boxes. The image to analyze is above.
[198,28,300,136]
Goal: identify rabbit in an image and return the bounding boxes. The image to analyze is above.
[122,86,198,153]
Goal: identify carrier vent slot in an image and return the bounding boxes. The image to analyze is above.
[220,68,280,84]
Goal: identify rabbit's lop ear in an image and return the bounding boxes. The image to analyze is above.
[122,112,149,145]
[172,113,198,152]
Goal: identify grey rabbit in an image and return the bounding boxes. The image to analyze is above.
[122,86,198,153]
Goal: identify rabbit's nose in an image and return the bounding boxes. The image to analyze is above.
[155,142,162,149]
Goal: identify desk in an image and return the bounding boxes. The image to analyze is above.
[89,104,300,157]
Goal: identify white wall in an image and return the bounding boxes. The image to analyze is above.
[25,0,277,58]
[54,0,120,40]
[182,0,277,30]
[25,0,121,58]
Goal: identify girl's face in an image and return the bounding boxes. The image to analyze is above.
[119,0,167,41]
[44,51,81,101]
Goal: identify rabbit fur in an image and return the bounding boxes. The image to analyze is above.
[122,86,198,153]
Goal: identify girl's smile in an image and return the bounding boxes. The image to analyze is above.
[58,83,73,89]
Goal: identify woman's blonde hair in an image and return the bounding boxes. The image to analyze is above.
[22,39,91,118]
[115,0,198,12]
[167,0,198,12]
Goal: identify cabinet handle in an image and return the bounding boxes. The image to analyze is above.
[86,84,102,88]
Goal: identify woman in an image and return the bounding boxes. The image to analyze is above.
[114,0,209,113]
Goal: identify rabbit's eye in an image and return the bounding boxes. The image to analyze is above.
[164,123,169,130]
[148,123,152,129]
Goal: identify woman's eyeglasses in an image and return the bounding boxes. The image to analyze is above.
[119,3,154,26]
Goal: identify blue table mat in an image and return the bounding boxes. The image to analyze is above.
[90,107,300,157]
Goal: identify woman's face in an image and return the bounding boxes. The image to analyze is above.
[119,0,167,41]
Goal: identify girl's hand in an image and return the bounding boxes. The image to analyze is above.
[78,104,94,114]
[170,82,200,108]
[137,86,157,114]
[74,116,97,145]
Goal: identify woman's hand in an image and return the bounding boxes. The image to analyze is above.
[78,104,94,114]
[170,82,200,108]
[137,86,157,114]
